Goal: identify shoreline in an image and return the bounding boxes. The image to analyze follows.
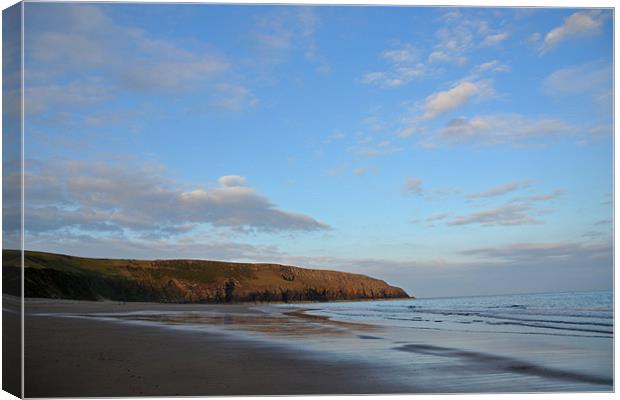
[16,296,613,396]
[22,295,413,305]
[21,298,416,397]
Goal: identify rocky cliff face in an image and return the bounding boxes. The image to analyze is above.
[3,250,411,302]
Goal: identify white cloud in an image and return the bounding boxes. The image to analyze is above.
[475,60,511,74]
[428,24,473,65]
[402,177,423,196]
[422,81,486,120]
[395,80,493,139]
[428,50,467,66]
[218,175,247,187]
[362,43,425,88]
[21,159,331,236]
[465,180,532,199]
[481,32,509,46]
[25,4,254,117]
[383,47,416,63]
[539,11,607,54]
[428,13,507,65]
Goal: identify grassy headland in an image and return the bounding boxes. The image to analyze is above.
[3,250,410,303]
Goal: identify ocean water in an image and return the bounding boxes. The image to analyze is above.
[292,290,613,338]
[274,290,614,392]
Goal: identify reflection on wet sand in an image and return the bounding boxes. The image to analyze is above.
[65,307,378,338]
[26,300,612,394]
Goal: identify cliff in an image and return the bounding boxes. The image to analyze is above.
[3,250,411,303]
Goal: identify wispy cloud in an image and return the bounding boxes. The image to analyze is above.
[509,189,564,203]
[431,113,571,146]
[600,193,613,206]
[25,231,286,264]
[349,139,403,157]
[29,5,230,92]
[24,80,116,116]
[582,231,607,239]
[459,60,511,83]
[465,179,532,199]
[253,6,327,72]
[25,4,255,118]
[362,116,387,132]
[402,177,424,196]
[363,10,509,76]
[481,32,509,46]
[474,60,511,74]
[538,10,607,54]
[398,80,495,138]
[424,212,451,227]
[426,212,450,222]
[410,211,451,227]
[118,58,229,93]
[428,11,508,65]
[254,7,318,52]
[210,83,259,111]
[543,61,610,95]
[543,61,612,108]
[362,43,425,88]
[447,203,545,227]
[428,16,474,65]
[460,241,611,263]
[323,131,346,144]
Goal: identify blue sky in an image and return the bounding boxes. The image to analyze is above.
[14,3,613,297]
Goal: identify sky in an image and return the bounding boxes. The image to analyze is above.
[7,3,613,297]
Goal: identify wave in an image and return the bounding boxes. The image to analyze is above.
[308,291,613,338]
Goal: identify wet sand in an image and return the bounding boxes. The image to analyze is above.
[18,297,613,397]
[22,299,414,397]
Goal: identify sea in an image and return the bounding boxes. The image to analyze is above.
[275,290,614,392]
[287,290,613,339]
